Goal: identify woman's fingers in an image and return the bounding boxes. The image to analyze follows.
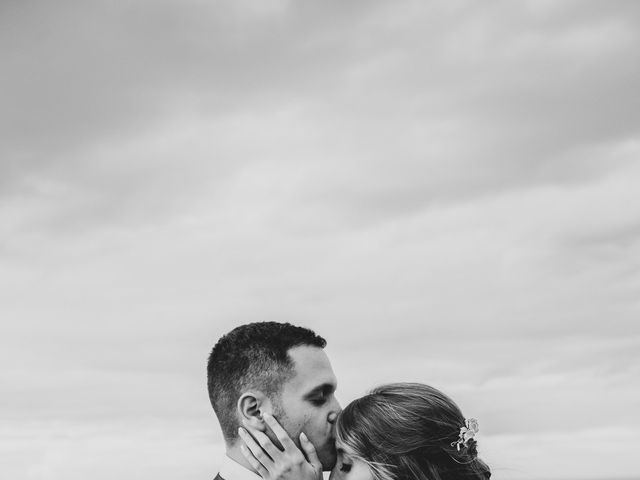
[243,423,283,460]
[240,444,271,479]
[239,428,275,471]
[263,413,297,451]
[240,417,322,480]
[299,432,321,469]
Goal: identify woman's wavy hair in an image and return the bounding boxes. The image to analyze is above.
[335,383,491,480]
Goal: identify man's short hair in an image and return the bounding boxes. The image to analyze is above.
[207,321,326,441]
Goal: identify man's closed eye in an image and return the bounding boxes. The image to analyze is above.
[310,395,327,406]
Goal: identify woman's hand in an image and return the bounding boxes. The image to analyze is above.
[239,412,322,480]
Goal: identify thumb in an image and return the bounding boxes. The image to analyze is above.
[299,432,322,470]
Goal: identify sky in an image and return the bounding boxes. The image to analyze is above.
[1,1,640,479]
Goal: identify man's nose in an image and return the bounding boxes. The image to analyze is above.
[328,411,338,424]
[328,397,342,424]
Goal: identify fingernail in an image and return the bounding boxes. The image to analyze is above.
[263,412,271,418]
[238,427,246,436]
[300,432,308,441]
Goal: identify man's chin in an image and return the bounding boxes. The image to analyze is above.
[319,444,337,471]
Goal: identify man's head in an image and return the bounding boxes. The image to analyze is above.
[207,322,341,470]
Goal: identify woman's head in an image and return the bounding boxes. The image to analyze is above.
[330,383,490,480]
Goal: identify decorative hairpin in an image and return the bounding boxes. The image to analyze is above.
[451,418,479,451]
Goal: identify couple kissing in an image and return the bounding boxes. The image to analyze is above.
[207,322,490,480]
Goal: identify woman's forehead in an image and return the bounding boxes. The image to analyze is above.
[335,438,356,456]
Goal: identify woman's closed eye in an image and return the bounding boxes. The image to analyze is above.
[340,462,352,473]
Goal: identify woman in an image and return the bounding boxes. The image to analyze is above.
[240,382,491,480]
[331,383,490,480]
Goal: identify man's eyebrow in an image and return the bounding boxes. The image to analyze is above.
[303,382,336,398]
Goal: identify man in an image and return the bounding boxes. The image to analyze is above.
[207,322,341,480]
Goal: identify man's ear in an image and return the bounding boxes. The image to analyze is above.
[238,392,272,432]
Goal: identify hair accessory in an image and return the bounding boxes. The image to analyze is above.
[451,418,479,451]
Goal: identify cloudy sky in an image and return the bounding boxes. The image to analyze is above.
[2,1,640,479]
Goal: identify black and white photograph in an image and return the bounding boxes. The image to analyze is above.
[2,2,639,480]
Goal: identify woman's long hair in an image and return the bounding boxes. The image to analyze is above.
[335,383,491,480]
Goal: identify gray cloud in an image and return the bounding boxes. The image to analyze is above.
[2,0,639,236]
